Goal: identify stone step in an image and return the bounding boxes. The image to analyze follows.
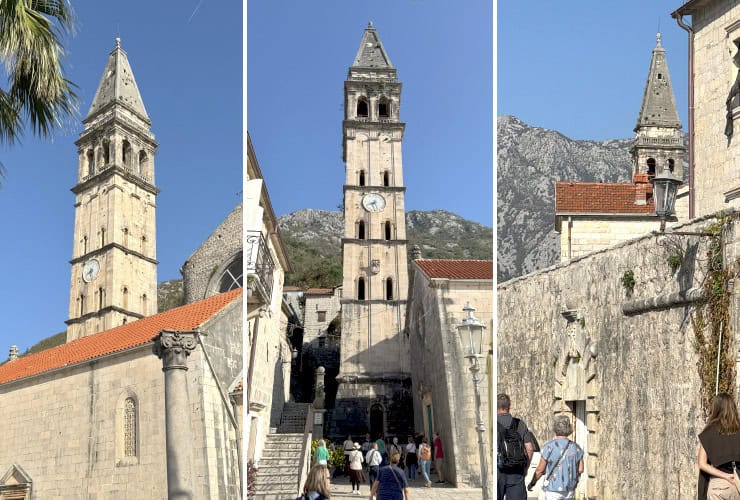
[252,492,298,500]
[259,457,304,466]
[260,452,304,462]
[255,465,301,477]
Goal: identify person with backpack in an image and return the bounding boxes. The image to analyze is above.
[497,393,533,500]
[527,414,584,500]
[418,436,432,488]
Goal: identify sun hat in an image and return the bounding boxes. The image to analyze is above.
[353,442,361,449]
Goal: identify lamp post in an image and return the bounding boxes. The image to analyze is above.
[456,302,491,500]
[650,165,682,232]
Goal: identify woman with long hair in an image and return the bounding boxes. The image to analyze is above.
[300,464,332,500]
[698,393,740,500]
[314,439,330,467]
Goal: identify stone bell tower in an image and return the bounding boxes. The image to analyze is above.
[66,38,158,342]
[631,33,685,181]
[331,23,413,439]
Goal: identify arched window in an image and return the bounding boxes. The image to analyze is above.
[378,97,390,118]
[359,170,366,186]
[87,149,95,176]
[123,227,129,247]
[384,221,392,241]
[647,158,656,177]
[122,140,132,167]
[123,398,137,457]
[142,294,148,313]
[358,221,365,240]
[123,287,129,309]
[79,294,85,316]
[102,139,111,165]
[139,151,147,176]
[83,235,88,254]
[218,253,243,292]
[386,278,393,300]
[98,287,105,309]
[383,171,390,187]
[101,228,106,247]
[357,98,369,118]
[358,278,366,300]
[668,158,675,172]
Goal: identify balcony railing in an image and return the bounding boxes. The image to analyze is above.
[247,230,274,304]
[635,136,683,146]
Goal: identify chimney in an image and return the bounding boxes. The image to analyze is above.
[8,345,18,362]
[634,183,652,206]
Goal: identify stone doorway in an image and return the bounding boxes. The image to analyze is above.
[567,400,588,499]
[370,404,384,439]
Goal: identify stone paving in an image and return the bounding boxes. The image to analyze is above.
[329,474,484,499]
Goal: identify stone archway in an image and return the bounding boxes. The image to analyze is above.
[553,309,600,500]
[369,403,384,439]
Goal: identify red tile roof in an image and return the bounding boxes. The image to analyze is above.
[415,259,493,280]
[283,285,303,292]
[555,182,655,214]
[0,289,242,385]
[306,288,334,295]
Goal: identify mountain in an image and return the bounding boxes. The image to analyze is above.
[497,115,635,281]
[278,209,493,288]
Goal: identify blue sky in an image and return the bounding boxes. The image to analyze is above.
[498,1,689,141]
[247,0,493,227]
[0,1,241,352]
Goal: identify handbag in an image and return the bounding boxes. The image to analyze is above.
[543,440,572,489]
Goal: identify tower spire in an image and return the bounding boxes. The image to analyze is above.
[635,32,681,131]
[352,22,393,68]
[85,38,149,123]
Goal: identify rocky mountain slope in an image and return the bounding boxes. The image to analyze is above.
[497,115,635,281]
[278,209,493,288]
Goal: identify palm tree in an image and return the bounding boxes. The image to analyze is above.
[0,0,77,146]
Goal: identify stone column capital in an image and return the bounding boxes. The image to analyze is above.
[154,330,198,371]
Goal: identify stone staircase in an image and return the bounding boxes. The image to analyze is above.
[252,403,312,499]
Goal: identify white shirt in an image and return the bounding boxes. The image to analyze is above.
[349,449,364,470]
[406,443,417,454]
[366,448,382,466]
[344,439,354,455]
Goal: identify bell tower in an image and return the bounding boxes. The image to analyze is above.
[66,38,159,342]
[631,33,685,181]
[331,23,413,439]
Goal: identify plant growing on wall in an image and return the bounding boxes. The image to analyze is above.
[621,270,635,294]
[667,252,683,274]
[247,461,258,497]
[692,215,737,415]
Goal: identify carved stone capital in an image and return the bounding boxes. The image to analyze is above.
[153,330,198,371]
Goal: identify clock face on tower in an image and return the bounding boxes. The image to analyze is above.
[82,258,100,283]
[362,193,386,212]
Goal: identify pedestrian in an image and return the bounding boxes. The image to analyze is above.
[362,433,373,454]
[370,452,410,500]
[314,439,330,467]
[498,393,534,499]
[376,434,387,466]
[418,436,432,488]
[389,437,403,469]
[298,463,332,500]
[527,414,584,500]
[344,435,354,475]
[697,392,740,500]
[366,442,382,486]
[348,442,366,495]
[404,436,417,481]
[433,431,445,483]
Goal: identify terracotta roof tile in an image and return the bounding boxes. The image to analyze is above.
[415,259,493,280]
[282,286,303,292]
[555,182,656,214]
[306,288,334,295]
[0,289,242,385]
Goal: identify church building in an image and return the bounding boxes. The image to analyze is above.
[0,40,242,499]
[555,34,688,261]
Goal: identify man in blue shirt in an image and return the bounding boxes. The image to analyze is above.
[497,393,533,500]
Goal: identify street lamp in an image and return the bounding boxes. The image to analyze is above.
[650,165,682,232]
[456,302,491,500]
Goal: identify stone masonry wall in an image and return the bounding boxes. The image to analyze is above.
[303,293,341,343]
[183,203,243,303]
[559,218,660,262]
[499,213,733,499]
[407,270,493,488]
[690,2,740,216]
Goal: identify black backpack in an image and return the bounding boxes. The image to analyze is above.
[497,417,528,470]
